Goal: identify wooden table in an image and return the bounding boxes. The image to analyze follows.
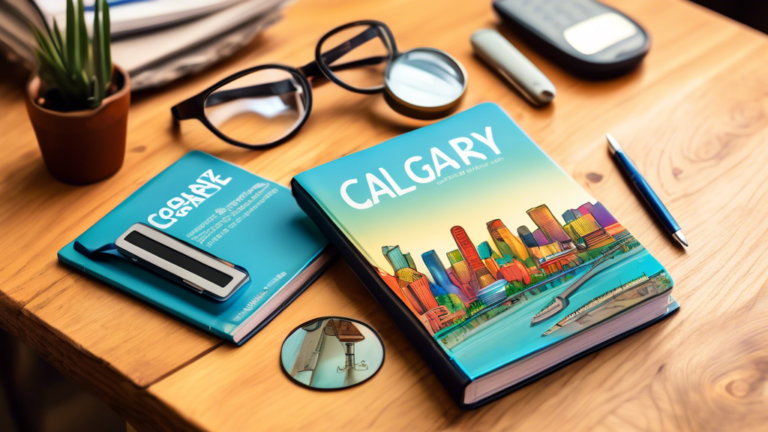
[2,0,768,430]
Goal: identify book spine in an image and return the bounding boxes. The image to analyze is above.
[234,250,335,346]
[291,180,471,407]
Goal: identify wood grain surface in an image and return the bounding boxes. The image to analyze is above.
[2,0,768,430]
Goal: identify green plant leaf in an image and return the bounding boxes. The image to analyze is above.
[35,6,55,50]
[52,20,67,69]
[92,0,111,101]
[32,27,50,56]
[34,50,58,90]
[33,27,64,72]
[90,75,102,109]
[72,68,91,98]
[77,0,89,77]
[103,0,111,84]
[80,70,91,91]
[65,0,81,74]
[36,47,80,97]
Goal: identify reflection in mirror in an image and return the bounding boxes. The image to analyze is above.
[281,317,384,389]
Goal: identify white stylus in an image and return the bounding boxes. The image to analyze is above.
[470,29,556,106]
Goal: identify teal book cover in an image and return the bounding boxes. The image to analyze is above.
[58,151,330,344]
[294,103,677,384]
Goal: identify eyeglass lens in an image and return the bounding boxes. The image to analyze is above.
[203,68,308,146]
[319,24,392,91]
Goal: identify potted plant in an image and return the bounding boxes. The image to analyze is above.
[25,0,129,184]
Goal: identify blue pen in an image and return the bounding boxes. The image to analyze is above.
[606,133,688,248]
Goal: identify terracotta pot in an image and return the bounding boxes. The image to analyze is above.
[25,65,130,185]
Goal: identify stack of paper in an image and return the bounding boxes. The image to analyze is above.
[0,0,291,90]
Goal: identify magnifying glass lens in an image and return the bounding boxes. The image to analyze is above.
[384,48,467,119]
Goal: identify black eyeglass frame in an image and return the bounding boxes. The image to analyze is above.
[171,20,399,150]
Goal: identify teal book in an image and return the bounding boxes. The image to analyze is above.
[58,151,332,345]
[292,103,678,408]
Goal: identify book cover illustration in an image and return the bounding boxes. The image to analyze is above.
[295,103,674,378]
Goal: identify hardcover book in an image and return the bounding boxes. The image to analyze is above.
[292,103,678,408]
[58,151,332,345]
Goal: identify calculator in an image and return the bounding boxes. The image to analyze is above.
[493,0,650,78]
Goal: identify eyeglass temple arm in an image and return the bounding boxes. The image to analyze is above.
[171,96,199,121]
[198,56,389,109]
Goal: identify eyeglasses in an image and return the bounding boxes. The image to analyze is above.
[171,20,468,150]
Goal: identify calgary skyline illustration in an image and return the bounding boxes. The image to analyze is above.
[376,198,636,335]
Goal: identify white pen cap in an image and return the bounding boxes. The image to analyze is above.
[471,28,556,106]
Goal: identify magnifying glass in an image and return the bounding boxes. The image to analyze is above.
[316,21,468,120]
[383,48,468,119]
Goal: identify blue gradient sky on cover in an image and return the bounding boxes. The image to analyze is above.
[296,103,596,277]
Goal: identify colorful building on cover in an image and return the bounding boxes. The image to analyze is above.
[527,204,574,250]
[451,226,496,289]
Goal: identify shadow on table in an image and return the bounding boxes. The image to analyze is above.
[0,329,125,432]
[692,1,768,34]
